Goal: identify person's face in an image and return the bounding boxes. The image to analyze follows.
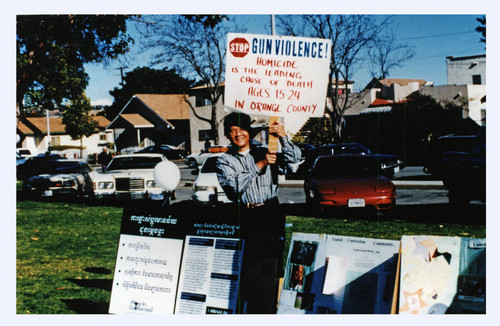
[228,126,250,150]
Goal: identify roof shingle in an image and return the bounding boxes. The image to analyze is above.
[134,94,190,120]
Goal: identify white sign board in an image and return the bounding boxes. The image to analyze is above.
[225,33,331,118]
[108,234,183,314]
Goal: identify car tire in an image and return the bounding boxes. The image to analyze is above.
[188,158,197,169]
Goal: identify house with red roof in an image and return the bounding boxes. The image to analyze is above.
[17,115,111,158]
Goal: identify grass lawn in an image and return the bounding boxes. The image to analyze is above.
[16,196,486,314]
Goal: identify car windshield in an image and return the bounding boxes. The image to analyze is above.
[37,161,84,174]
[107,156,162,170]
[311,156,379,178]
[201,157,219,173]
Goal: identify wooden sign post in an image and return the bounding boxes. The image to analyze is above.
[268,116,280,153]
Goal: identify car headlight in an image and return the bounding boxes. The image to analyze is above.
[146,180,158,188]
[98,181,114,189]
[380,163,388,169]
[195,185,216,192]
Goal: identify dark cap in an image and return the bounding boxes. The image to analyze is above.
[223,112,252,138]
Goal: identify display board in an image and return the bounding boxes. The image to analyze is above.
[278,233,400,314]
[175,236,244,314]
[398,236,486,314]
[109,206,244,314]
[225,33,331,118]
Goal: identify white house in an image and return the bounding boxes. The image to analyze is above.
[446,54,486,86]
[420,54,486,126]
[17,115,112,159]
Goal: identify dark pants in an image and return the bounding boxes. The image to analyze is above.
[236,198,285,314]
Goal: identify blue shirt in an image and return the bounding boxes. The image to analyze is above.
[216,137,301,204]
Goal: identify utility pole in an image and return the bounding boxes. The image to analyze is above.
[46,108,51,151]
[115,66,127,86]
[271,14,276,36]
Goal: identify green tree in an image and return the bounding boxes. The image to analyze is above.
[388,92,463,163]
[475,16,486,44]
[138,15,235,145]
[61,94,98,157]
[106,66,196,121]
[17,14,133,116]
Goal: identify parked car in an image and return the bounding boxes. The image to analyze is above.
[185,146,228,169]
[286,143,315,178]
[17,153,64,180]
[297,143,403,178]
[304,155,396,214]
[423,134,481,177]
[17,148,32,158]
[16,153,26,166]
[91,153,174,201]
[440,141,486,206]
[138,144,187,160]
[192,153,232,206]
[22,159,95,199]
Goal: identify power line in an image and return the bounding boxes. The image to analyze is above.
[396,30,476,41]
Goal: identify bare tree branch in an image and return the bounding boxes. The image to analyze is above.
[137,15,240,144]
[277,14,405,142]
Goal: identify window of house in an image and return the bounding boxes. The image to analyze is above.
[472,74,482,85]
[51,136,61,146]
[199,129,214,141]
[100,134,107,141]
[196,96,212,107]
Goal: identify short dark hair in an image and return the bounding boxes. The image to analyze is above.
[223,112,251,138]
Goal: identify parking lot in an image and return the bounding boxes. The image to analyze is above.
[174,161,449,205]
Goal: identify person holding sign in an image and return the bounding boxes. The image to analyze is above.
[216,111,301,314]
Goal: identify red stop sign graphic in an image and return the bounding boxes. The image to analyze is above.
[229,38,250,58]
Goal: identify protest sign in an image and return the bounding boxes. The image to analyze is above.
[225,33,331,119]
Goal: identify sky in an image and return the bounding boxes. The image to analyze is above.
[84,14,486,106]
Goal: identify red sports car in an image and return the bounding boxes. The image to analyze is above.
[304,155,396,213]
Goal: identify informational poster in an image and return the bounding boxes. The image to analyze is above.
[225,33,331,118]
[109,205,245,314]
[108,234,183,314]
[109,213,184,314]
[175,236,244,314]
[399,236,485,314]
[278,233,399,314]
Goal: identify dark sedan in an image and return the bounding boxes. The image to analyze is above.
[304,155,396,214]
[17,153,64,180]
[22,159,95,199]
[297,143,403,178]
[137,145,187,160]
